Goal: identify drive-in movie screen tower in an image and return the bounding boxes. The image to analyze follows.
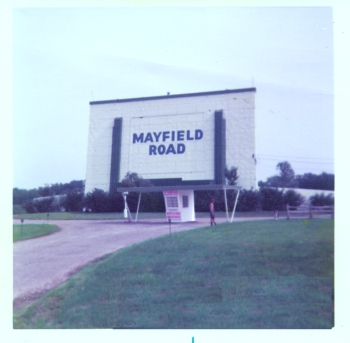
[85,88,256,222]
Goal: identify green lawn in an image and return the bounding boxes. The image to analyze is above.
[13,224,59,242]
[13,211,282,220]
[13,212,127,220]
[13,219,334,329]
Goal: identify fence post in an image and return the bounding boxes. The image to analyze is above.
[287,204,290,220]
[309,204,313,219]
[20,218,24,239]
[331,206,334,219]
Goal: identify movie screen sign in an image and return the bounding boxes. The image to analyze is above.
[128,113,215,180]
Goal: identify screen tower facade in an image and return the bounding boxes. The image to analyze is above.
[85,88,256,221]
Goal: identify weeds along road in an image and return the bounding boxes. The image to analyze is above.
[13,216,271,311]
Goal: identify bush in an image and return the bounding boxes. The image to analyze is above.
[259,188,284,211]
[84,189,110,213]
[310,193,334,206]
[194,190,225,212]
[23,201,38,213]
[23,197,61,213]
[13,188,39,206]
[13,205,27,215]
[296,172,334,191]
[194,189,260,213]
[84,189,124,213]
[283,190,305,207]
[63,192,84,212]
[235,189,261,212]
[225,166,239,185]
[35,197,55,212]
[109,190,125,212]
[139,192,165,212]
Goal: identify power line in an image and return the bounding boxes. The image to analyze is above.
[257,153,333,161]
[257,157,333,165]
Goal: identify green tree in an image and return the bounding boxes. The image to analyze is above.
[276,161,296,188]
[235,189,261,212]
[84,189,111,213]
[119,172,154,211]
[260,188,284,211]
[258,175,282,188]
[282,190,305,207]
[120,172,153,187]
[194,190,219,212]
[13,181,85,212]
[23,201,38,213]
[310,193,334,206]
[225,166,239,185]
[295,172,334,190]
[38,186,52,197]
[13,188,40,205]
[259,161,296,188]
[63,192,84,212]
[34,197,55,212]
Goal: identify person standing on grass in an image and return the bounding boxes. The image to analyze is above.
[210,198,216,226]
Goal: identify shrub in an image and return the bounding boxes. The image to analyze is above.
[108,190,125,212]
[63,192,84,212]
[83,189,124,213]
[283,190,305,207]
[194,190,224,212]
[310,193,334,206]
[295,172,334,191]
[84,189,110,213]
[13,188,39,206]
[225,166,239,185]
[120,172,153,188]
[13,205,27,215]
[259,188,284,211]
[34,197,55,212]
[235,189,261,212]
[23,201,38,213]
[23,197,61,213]
[139,192,165,212]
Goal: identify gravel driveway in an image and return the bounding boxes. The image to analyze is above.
[13,217,229,311]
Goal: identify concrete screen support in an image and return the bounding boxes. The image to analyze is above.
[85,88,256,221]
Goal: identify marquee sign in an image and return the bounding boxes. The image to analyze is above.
[127,113,215,182]
[132,129,203,155]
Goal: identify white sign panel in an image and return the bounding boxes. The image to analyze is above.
[128,113,214,181]
[163,191,181,221]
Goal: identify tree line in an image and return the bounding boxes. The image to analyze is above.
[258,161,334,190]
[13,180,85,205]
[13,180,85,214]
[13,162,334,214]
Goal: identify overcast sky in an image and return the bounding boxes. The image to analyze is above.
[12,6,335,189]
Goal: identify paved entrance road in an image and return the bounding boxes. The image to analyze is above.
[12,218,212,310]
[13,217,270,311]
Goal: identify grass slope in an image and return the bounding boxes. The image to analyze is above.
[13,224,59,242]
[14,219,334,329]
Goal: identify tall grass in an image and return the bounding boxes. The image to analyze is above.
[14,219,334,329]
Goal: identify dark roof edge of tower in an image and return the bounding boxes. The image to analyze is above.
[90,87,256,105]
[117,184,242,193]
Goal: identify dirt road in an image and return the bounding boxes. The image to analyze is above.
[14,217,239,310]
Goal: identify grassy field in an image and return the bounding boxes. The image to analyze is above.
[13,210,284,220]
[13,224,59,242]
[13,219,334,329]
